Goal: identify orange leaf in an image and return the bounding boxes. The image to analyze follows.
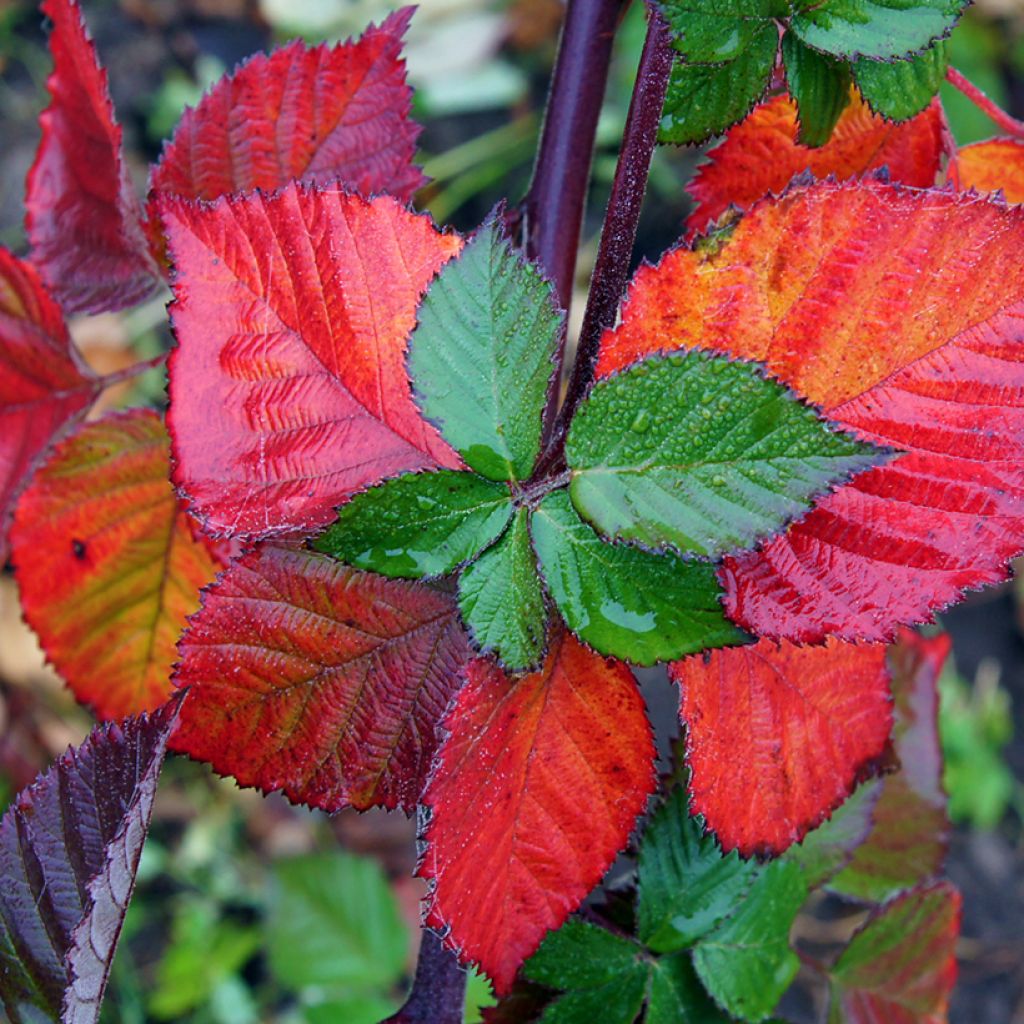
[686,90,949,235]
[10,410,221,719]
[953,137,1024,204]
[598,179,1024,642]
[419,631,656,993]
[670,637,892,856]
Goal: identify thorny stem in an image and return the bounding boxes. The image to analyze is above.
[534,5,674,477]
[384,930,466,1024]
[95,351,168,389]
[945,66,1024,141]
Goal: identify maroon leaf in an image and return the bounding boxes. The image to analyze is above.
[0,700,179,1024]
[26,0,158,313]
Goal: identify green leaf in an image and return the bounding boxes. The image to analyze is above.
[692,860,806,1022]
[458,505,548,669]
[304,995,400,1024]
[638,788,757,953]
[530,490,746,664]
[854,40,949,120]
[565,352,883,559]
[267,852,408,991]
[659,26,778,145]
[314,470,512,579]
[782,34,853,145]
[658,0,788,63]
[408,217,562,482]
[791,0,965,61]
[647,954,733,1024]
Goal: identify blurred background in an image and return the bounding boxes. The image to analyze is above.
[0,0,1022,1020]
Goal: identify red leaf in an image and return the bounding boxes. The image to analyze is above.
[26,0,158,313]
[832,629,951,902]
[0,248,98,564]
[419,631,656,993]
[10,410,221,721]
[171,543,472,812]
[669,637,892,857]
[686,91,949,235]
[597,179,1024,642]
[161,182,462,538]
[0,699,178,1024]
[828,882,960,1023]
[149,10,425,208]
[952,137,1024,204]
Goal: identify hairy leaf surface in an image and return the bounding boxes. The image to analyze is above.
[599,179,1024,642]
[686,92,947,233]
[458,507,548,670]
[11,411,220,720]
[531,491,746,664]
[566,351,882,558]
[314,470,512,578]
[953,138,1024,204]
[831,630,950,901]
[149,10,424,206]
[827,882,960,1023]
[0,701,178,1024]
[26,0,158,312]
[671,638,892,856]
[419,631,656,993]
[172,544,471,811]
[0,249,98,563]
[407,219,561,482]
[162,184,462,538]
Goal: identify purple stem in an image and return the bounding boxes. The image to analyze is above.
[544,5,674,466]
[383,930,466,1024]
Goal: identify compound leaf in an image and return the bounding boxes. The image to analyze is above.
[600,179,1024,642]
[692,860,806,1022]
[831,630,950,902]
[0,248,98,564]
[419,631,656,993]
[853,42,949,121]
[566,350,883,558]
[953,138,1024,204]
[458,507,548,670]
[790,0,966,61]
[637,787,756,953]
[149,10,424,207]
[0,701,178,1024]
[827,882,960,1023]
[172,544,472,812]
[10,410,221,720]
[659,26,778,146]
[161,183,462,538]
[686,91,948,234]
[26,0,158,312]
[670,637,893,856]
[408,218,561,482]
[658,0,787,63]
[531,491,746,665]
[314,470,512,579]
[782,34,854,147]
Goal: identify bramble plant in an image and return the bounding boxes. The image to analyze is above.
[1,0,1024,1020]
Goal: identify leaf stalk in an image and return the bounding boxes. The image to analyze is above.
[945,66,1024,141]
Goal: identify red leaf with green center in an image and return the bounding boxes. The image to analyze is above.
[171,543,472,812]
[670,637,892,857]
[26,0,158,313]
[828,882,961,1023]
[832,629,951,902]
[0,248,98,563]
[0,699,178,1024]
[160,183,462,538]
[419,630,656,993]
[686,90,949,235]
[952,138,1024,204]
[598,178,1024,642]
[10,410,221,720]
[148,9,425,208]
